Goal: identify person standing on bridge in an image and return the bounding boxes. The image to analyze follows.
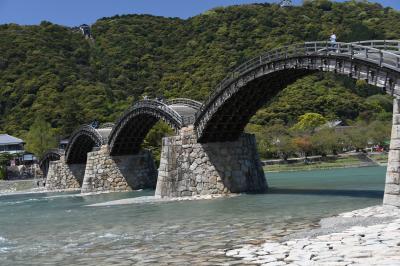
[330,32,337,52]
[330,32,337,43]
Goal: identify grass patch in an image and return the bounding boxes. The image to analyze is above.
[368,153,388,164]
[264,156,371,172]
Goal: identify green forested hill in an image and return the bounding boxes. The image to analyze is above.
[0,0,399,138]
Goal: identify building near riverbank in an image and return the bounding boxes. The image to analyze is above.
[0,134,25,154]
[0,134,41,180]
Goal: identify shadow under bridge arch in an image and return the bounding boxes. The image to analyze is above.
[39,149,64,178]
[65,125,111,164]
[108,99,200,156]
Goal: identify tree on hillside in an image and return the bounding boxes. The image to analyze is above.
[274,135,296,160]
[60,97,84,136]
[25,118,57,158]
[311,128,344,155]
[342,122,369,152]
[367,120,391,146]
[1,1,400,136]
[142,121,174,166]
[292,136,313,159]
[262,123,294,159]
[291,113,327,133]
[0,153,13,180]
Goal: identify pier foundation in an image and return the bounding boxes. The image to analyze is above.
[155,127,267,197]
[384,98,400,207]
[45,156,85,190]
[81,145,157,193]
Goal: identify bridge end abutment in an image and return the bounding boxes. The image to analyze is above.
[45,156,85,191]
[384,99,400,207]
[155,127,267,198]
[81,145,158,193]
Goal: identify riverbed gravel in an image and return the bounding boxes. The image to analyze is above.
[226,205,400,265]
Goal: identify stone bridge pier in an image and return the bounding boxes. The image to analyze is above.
[45,156,85,191]
[81,145,158,193]
[384,98,400,207]
[155,127,267,197]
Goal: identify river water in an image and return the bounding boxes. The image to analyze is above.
[0,166,385,265]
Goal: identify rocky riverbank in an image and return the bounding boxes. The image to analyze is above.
[226,205,400,265]
[0,179,44,194]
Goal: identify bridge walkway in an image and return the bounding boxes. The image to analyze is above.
[165,98,202,126]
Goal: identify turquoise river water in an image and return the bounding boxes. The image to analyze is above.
[0,166,386,265]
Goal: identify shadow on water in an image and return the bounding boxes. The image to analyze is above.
[267,187,384,198]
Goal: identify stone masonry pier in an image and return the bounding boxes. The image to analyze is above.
[383,98,400,207]
[81,145,158,193]
[45,156,85,191]
[155,127,267,198]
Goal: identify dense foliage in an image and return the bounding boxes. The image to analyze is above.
[0,0,398,156]
[0,153,13,179]
[247,116,391,159]
[25,117,57,158]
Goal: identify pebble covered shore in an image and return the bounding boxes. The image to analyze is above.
[226,205,400,265]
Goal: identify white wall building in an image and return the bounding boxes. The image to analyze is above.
[0,134,25,154]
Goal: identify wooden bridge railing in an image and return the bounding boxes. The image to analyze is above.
[166,98,203,110]
[351,40,400,53]
[132,99,184,127]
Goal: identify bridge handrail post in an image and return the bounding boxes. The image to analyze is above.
[325,41,329,55]
[379,51,383,67]
[350,45,354,58]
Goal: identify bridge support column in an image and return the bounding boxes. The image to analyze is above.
[384,98,400,207]
[155,127,267,198]
[45,156,85,191]
[81,145,157,193]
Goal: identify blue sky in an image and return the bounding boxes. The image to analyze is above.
[0,0,399,27]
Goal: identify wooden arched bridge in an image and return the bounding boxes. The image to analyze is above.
[42,40,400,206]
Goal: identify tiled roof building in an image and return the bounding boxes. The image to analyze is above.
[0,134,25,154]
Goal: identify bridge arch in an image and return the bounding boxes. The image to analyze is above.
[108,99,199,156]
[194,41,400,142]
[65,125,111,164]
[39,149,63,177]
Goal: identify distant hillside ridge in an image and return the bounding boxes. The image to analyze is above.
[0,0,399,137]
